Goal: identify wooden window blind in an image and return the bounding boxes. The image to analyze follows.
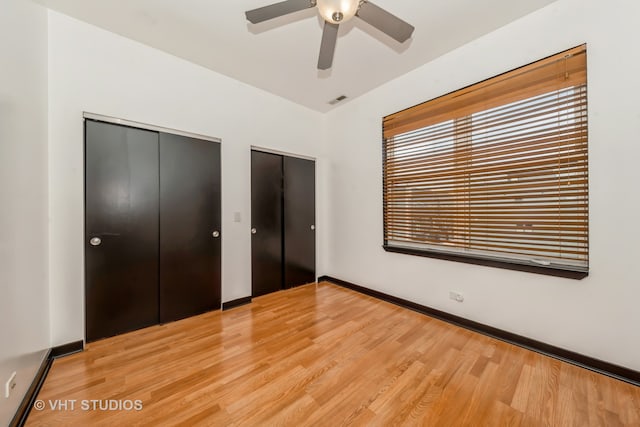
[383,45,588,276]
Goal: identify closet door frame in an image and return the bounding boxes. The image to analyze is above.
[83,113,221,145]
[250,146,317,296]
[83,112,222,342]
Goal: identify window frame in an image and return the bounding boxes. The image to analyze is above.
[381,46,589,279]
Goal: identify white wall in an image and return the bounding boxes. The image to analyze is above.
[47,11,327,346]
[325,0,640,371]
[0,0,50,423]
[15,0,639,403]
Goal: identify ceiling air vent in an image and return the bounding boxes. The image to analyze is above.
[328,95,348,105]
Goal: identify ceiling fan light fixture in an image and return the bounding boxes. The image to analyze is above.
[245,0,415,70]
[316,0,359,24]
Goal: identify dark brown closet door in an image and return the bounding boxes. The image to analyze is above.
[251,150,283,297]
[159,133,221,323]
[85,120,159,342]
[283,157,316,288]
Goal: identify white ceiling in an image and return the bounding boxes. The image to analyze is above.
[38,0,557,112]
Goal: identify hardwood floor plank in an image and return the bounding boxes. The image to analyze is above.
[27,282,640,426]
[511,363,534,413]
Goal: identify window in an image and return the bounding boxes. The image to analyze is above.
[382,45,588,278]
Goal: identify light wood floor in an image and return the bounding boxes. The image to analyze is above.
[28,282,640,426]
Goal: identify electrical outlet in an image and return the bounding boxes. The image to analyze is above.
[5,372,16,398]
[449,291,464,303]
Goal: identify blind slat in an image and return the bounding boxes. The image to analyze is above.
[384,46,587,139]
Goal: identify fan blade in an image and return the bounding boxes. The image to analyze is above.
[245,0,314,24]
[357,1,414,43]
[318,22,339,70]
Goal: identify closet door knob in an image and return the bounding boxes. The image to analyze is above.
[310,225,315,231]
[89,237,102,246]
[251,228,257,235]
[212,231,220,238]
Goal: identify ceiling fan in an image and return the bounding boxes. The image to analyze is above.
[245,0,415,70]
